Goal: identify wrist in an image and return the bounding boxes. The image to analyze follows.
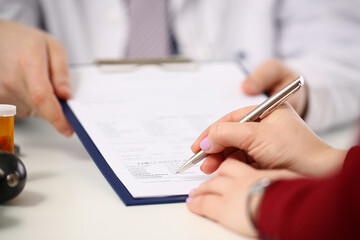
[304,147,347,177]
[249,192,263,225]
[321,147,347,175]
[247,178,271,235]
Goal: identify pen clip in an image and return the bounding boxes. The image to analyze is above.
[259,83,301,119]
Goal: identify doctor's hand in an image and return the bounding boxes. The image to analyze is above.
[187,158,297,237]
[191,103,347,178]
[0,21,73,136]
[241,59,308,118]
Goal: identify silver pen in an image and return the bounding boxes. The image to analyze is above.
[176,75,304,174]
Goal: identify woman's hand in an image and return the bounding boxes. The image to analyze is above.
[187,157,297,237]
[192,103,346,177]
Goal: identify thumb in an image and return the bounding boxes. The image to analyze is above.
[199,122,259,154]
[216,158,255,177]
[242,59,296,95]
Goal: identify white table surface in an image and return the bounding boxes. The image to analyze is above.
[0,117,358,240]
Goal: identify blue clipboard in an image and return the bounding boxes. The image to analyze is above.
[61,100,188,206]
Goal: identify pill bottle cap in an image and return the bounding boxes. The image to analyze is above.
[0,104,16,116]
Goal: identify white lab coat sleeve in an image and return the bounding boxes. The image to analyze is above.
[277,0,360,132]
[0,0,42,27]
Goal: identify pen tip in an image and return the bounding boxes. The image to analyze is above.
[175,171,179,174]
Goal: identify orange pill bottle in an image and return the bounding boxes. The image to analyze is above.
[0,105,16,153]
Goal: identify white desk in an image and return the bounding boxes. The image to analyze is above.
[0,117,358,240]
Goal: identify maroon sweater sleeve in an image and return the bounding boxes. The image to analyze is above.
[257,146,360,240]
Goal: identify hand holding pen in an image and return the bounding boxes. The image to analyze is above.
[177,76,304,174]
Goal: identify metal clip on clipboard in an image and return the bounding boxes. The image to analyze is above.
[95,57,200,73]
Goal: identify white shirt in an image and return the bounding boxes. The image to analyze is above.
[1,0,360,132]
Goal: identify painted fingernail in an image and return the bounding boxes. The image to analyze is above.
[189,188,195,196]
[200,137,211,151]
[186,197,192,204]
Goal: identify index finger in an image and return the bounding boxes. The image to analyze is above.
[21,41,73,136]
[191,105,257,153]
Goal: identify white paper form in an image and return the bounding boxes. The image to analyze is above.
[68,62,266,198]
